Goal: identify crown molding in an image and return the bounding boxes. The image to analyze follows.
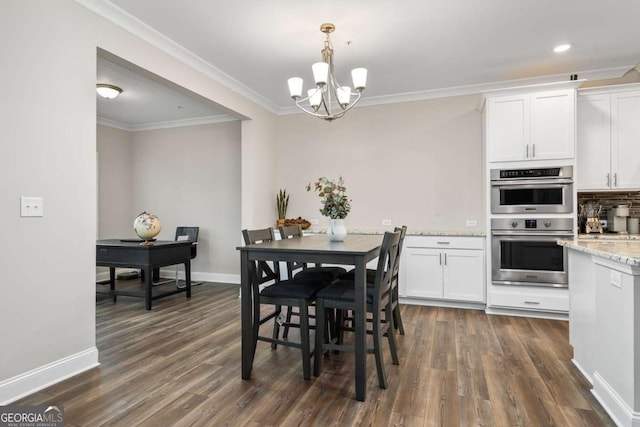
[74,0,280,115]
[97,115,237,132]
[280,65,633,115]
[76,1,634,118]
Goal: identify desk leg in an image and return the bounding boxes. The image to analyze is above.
[241,251,255,380]
[109,267,116,303]
[185,259,191,298]
[144,266,152,310]
[354,258,367,401]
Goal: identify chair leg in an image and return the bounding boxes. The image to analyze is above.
[393,304,405,336]
[271,305,282,349]
[283,306,293,339]
[314,299,326,377]
[373,309,388,389]
[299,300,311,380]
[386,302,400,365]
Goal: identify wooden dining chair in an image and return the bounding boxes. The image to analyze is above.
[278,224,346,338]
[338,225,407,335]
[242,227,330,380]
[313,230,401,390]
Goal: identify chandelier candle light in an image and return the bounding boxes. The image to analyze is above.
[287,23,367,122]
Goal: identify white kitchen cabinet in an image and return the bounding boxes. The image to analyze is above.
[486,89,575,162]
[577,84,640,190]
[402,236,484,303]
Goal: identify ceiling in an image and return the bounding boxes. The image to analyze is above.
[93,0,640,127]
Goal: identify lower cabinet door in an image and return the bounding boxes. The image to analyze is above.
[442,249,485,302]
[404,247,443,298]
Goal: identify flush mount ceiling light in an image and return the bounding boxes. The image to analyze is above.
[96,83,123,99]
[553,43,572,53]
[287,23,367,122]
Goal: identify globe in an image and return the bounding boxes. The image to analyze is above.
[133,212,162,243]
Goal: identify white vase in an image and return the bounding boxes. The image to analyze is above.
[327,219,347,242]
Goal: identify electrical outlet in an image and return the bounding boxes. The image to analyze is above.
[610,270,622,288]
[466,219,477,227]
[20,196,44,217]
[382,219,392,226]
[309,218,319,225]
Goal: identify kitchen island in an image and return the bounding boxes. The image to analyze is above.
[559,239,640,427]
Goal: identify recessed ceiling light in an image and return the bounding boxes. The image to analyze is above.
[553,44,572,53]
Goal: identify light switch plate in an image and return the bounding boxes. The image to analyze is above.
[382,219,392,226]
[20,196,44,217]
[466,220,477,227]
[309,218,319,225]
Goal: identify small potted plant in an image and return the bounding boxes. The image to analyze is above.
[306,176,351,241]
[276,189,289,227]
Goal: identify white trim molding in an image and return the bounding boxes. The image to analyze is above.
[74,0,279,114]
[592,371,640,427]
[97,114,237,132]
[0,347,99,405]
[96,269,240,285]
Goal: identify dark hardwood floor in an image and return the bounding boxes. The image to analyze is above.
[16,280,614,426]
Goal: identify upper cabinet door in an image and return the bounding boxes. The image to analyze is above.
[487,95,528,162]
[577,94,611,190]
[530,90,575,160]
[486,88,576,163]
[612,90,640,189]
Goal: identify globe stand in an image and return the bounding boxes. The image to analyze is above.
[140,239,155,246]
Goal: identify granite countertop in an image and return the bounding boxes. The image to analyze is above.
[577,233,640,240]
[558,238,640,266]
[303,228,486,237]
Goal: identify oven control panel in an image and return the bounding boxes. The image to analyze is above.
[492,217,573,232]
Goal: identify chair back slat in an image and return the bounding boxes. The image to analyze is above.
[278,224,307,278]
[242,228,280,286]
[372,230,401,308]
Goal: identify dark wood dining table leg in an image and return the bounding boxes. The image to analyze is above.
[144,266,153,310]
[185,259,192,298]
[109,267,116,303]
[354,258,367,402]
[241,251,255,379]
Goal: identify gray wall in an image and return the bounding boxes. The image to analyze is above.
[97,122,241,278]
[276,95,484,231]
[0,0,278,403]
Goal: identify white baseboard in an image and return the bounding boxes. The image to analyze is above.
[0,347,99,405]
[571,358,593,385]
[96,269,240,285]
[399,297,485,311]
[484,306,569,321]
[592,371,640,427]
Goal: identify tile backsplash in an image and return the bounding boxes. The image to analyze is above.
[578,191,640,219]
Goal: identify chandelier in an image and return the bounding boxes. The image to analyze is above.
[287,23,367,122]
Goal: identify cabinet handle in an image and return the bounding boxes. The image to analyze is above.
[614,173,618,187]
[532,144,535,158]
[607,173,610,187]
[524,301,541,305]
[444,253,447,265]
[436,241,450,245]
[439,253,442,265]
[526,144,529,158]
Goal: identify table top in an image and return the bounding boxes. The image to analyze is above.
[97,239,191,248]
[237,234,383,255]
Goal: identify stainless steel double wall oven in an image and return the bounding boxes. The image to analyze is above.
[490,166,574,288]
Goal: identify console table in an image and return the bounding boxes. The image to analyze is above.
[96,239,192,310]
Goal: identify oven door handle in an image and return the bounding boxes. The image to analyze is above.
[490,178,574,186]
[491,231,574,237]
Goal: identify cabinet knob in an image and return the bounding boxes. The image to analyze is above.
[544,220,552,228]
[511,221,518,228]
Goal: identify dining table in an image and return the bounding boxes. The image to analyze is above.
[237,233,383,401]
